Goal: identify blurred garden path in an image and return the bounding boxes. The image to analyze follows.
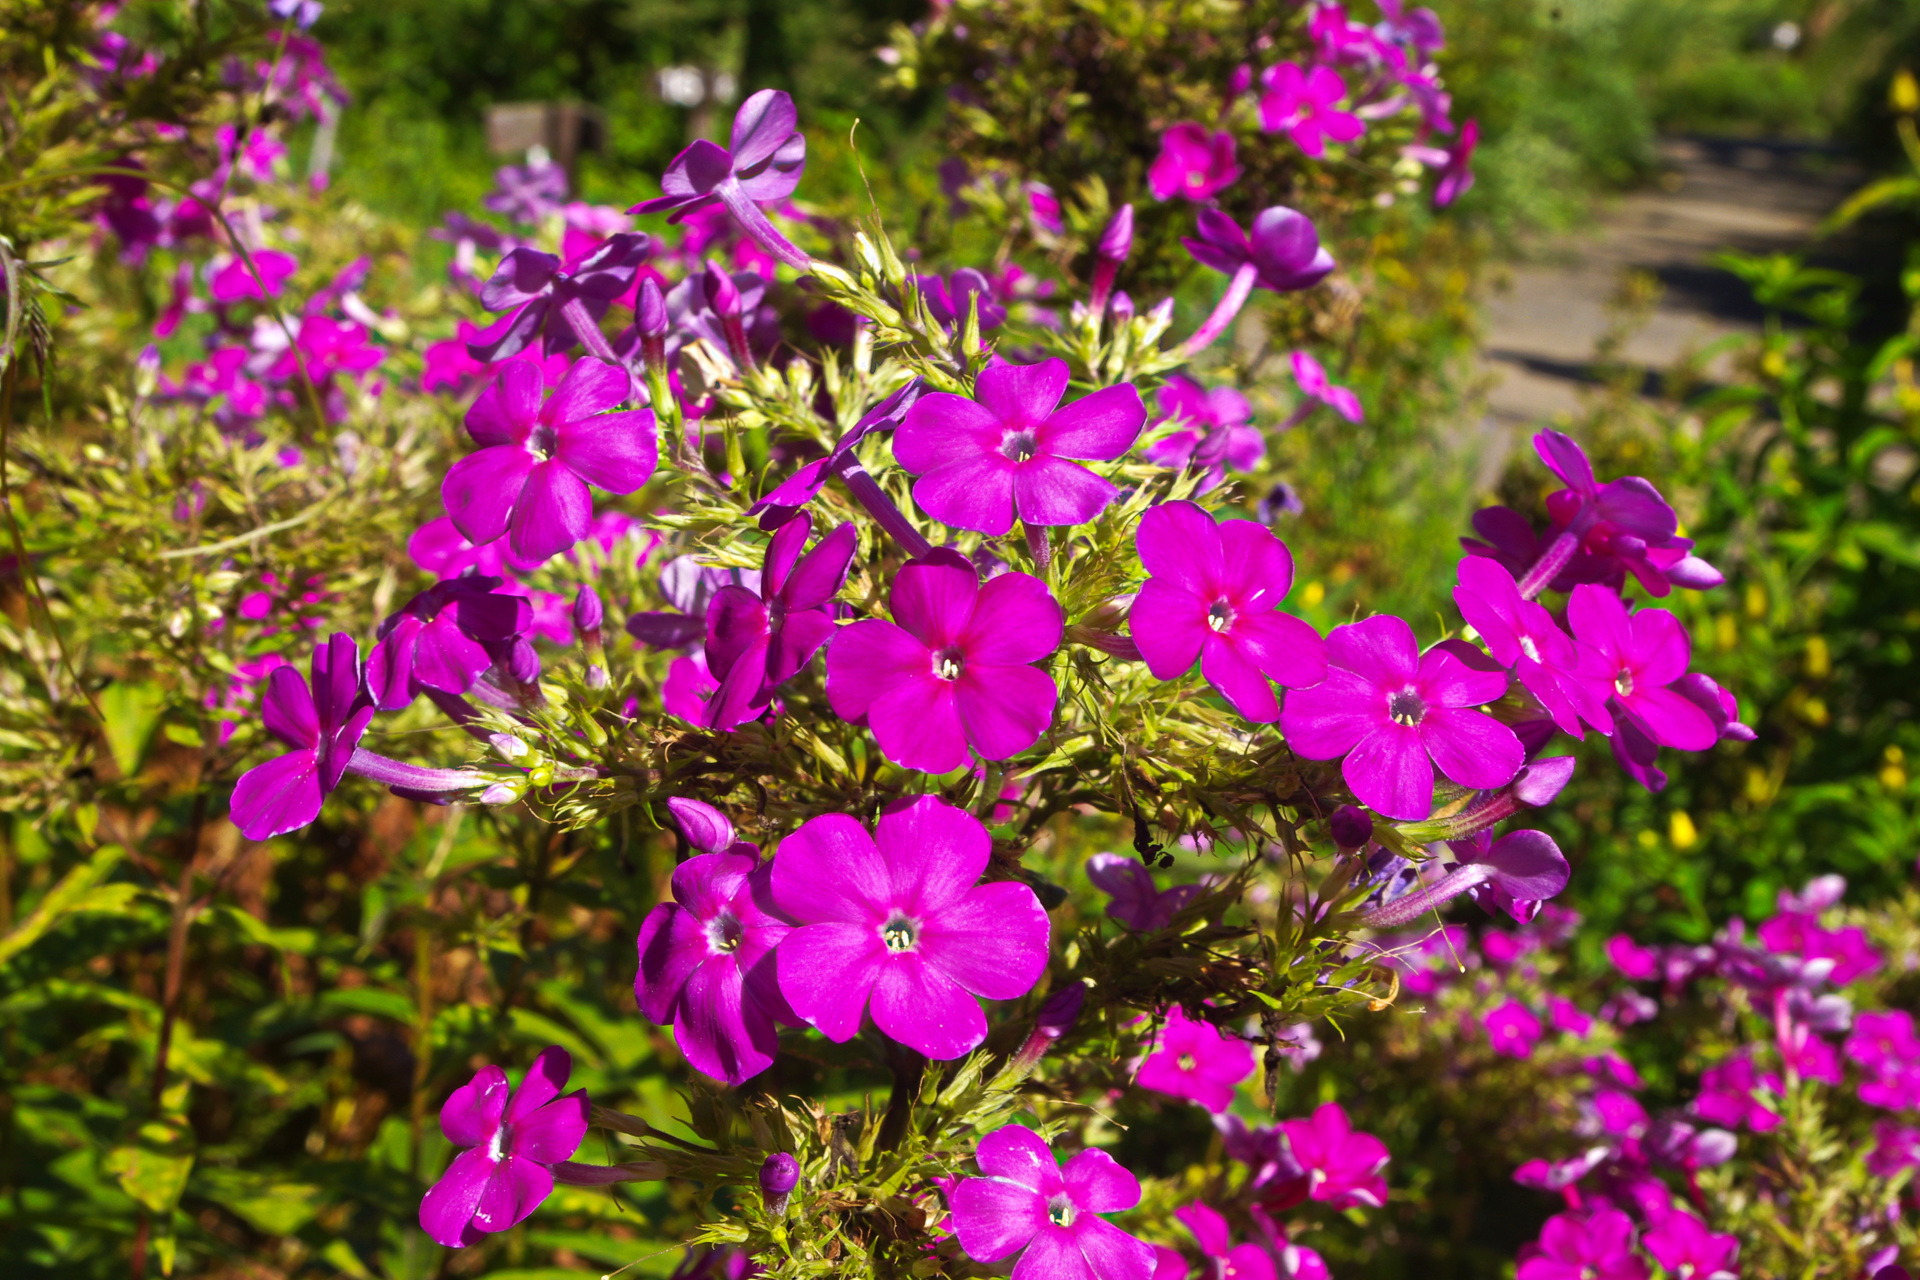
[1481,137,1863,425]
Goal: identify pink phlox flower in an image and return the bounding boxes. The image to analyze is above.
[229,633,375,840]
[1606,935,1661,982]
[1307,2,1387,66]
[1847,1010,1920,1110]
[1515,1209,1649,1280]
[560,204,635,268]
[1692,1053,1782,1133]
[207,652,290,746]
[418,1046,589,1248]
[370,577,533,705]
[1027,182,1065,237]
[1483,1001,1543,1059]
[1279,613,1524,821]
[1867,1120,1920,1177]
[770,796,1050,1060]
[1136,1005,1255,1113]
[661,265,780,364]
[705,512,856,730]
[1143,375,1266,490]
[1217,1115,1311,1209]
[1289,351,1363,423]
[628,555,763,652]
[913,268,1008,331]
[269,315,384,385]
[1514,1147,1610,1194]
[207,248,299,304]
[1434,118,1478,207]
[442,356,657,565]
[1454,556,1613,737]
[422,320,497,395]
[629,90,810,271]
[1085,854,1200,932]
[950,1124,1158,1280]
[253,32,346,122]
[635,842,796,1085]
[1258,63,1365,159]
[1183,207,1335,293]
[468,233,651,363]
[1532,431,1723,596]
[1757,907,1880,987]
[1129,500,1327,723]
[1279,1101,1390,1209]
[213,122,286,185]
[1376,0,1445,57]
[1641,1209,1738,1280]
[485,160,570,226]
[1148,124,1240,201]
[1547,995,1595,1038]
[826,549,1060,772]
[1175,1203,1277,1280]
[663,652,720,725]
[1588,1089,1648,1139]
[1566,585,1717,752]
[894,357,1145,536]
[1432,828,1572,926]
[409,514,539,580]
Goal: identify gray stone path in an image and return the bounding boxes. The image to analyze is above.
[1482,137,1863,424]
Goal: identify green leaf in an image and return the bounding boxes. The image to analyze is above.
[0,844,134,967]
[193,1167,322,1236]
[100,679,167,777]
[320,1239,376,1279]
[104,1120,195,1216]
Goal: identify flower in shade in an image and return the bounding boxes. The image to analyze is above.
[442,358,656,565]
[1258,63,1365,158]
[466,234,652,363]
[893,358,1145,536]
[1177,1202,1283,1280]
[705,513,857,730]
[1143,376,1266,490]
[418,1047,589,1247]
[663,653,720,725]
[1289,351,1362,423]
[1847,1010,1920,1109]
[1483,1001,1543,1059]
[230,633,375,840]
[484,159,570,225]
[1516,1209,1649,1280]
[1086,854,1201,932]
[1565,585,1716,752]
[1279,614,1525,821]
[1454,557,1612,737]
[1693,1053,1782,1133]
[950,1124,1158,1280]
[636,845,795,1085]
[1377,0,1445,55]
[770,796,1049,1060]
[371,577,534,704]
[1867,1120,1920,1177]
[1137,1006,1255,1112]
[1434,119,1478,208]
[915,268,1008,331]
[629,90,811,271]
[1129,501,1327,723]
[1355,829,1570,929]
[825,550,1060,773]
[1280,1102,1390,1209]
[1641,1210,1738,1280]
[627,555,762,651]
[1148,124,1240,202]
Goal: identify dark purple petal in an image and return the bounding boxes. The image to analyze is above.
[260,665,319,750]
[779,521,857,611]
[705,585,771,681]
[481,248,560,311]
[677,956,777,1084]
[443,447,535,548]
[508,460,593,563]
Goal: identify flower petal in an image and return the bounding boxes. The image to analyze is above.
[1343,724,1436,821]
[976,358,1069,429]
[677,954,777,1085]
[868,669,972,774]
[1014,1225,1099,1280]
[976,1124,1063,1191]
[875,794,992,915]
[954,662,1057,760]
[952,1176,1047,1262]
[554,411,657,493]
[895,392,1004,475]
[636,903,703,1023]
[1137,501,1224,595]
[231,749,323,840]
[1278,669,1381,760]
[915,461,1017,536]
[1625,686,1719,752]
[508,461,593,563]
[440,1065,509,1148]
[1072,1215,1157,1280]
[772,814,891,923]
[1232,608,1327,689]
[1417,645,1509,709]
[826,619,930,721]
[767,608,836,686]
[1422,706,1525,791]
[889,555,979,649]
[870,951,987,1059]
[1326,615,1420,687]
[261,665,319,749]
[959,570,1063,666]
[1038,383,1146,461]
[510,1091,589,1164]
[920,880,1050,1001]
[442,447,535,548]
[470,1151,553,1235]
[775,921,884,1042]
[543,357,629,425]
[1011,457,1118,527]
[1129,578,1209,680]
[1061,1148,1141,1214]
[505,1046,572,1124]
[780,521,857,611]
[1201,635,1280,723]
[419,1147,493,1248]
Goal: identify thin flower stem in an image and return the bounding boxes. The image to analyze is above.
[344,749,488,796]
[557,294,625,371]
[716,179,813,273]
[1177,262,1257,358]
[1515,506,1597,599]
[835,458,933,557]
[1024,521,1053,572]
[1353,864,1492,930]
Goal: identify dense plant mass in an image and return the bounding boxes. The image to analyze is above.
[0,3,1916,1280]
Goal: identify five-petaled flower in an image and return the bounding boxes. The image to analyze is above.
[1130,501,1328,723]
[1515,1209,1649,1280]
[1279,614,1525,821]
[442,357,657,565]
[1148,123,1240,202]
[629,89,811,271]
[1143,375,1266,491]
[705,512,857,730]
[1136,1006,1256,1113]
[419,1047,589,1248]
[770,796,1049,1060]
[826,550,1061,773]
[230,632,375,840]
[1280,1101,1390,1210]
[894,357,1145,536]
[1565,585,1717,752]
[950,1125,1159,1280]
[1258,62,1366,158]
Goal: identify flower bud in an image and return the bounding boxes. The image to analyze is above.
[1328,805,1373,849]
[507,639,542,686]
[572,585,604,634]
[703,260,742,319]
[1109,291,1134,324]
[1096,204,1134,266]
[666,796,735,854]
[1013,981,1086,1070]
[636,277,669,373]
[489,731,529,761]
[759,1152,800,1215]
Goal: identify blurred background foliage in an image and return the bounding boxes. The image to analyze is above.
[4,0,1920,1277]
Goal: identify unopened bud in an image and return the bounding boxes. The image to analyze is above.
[759,1152,800,1215]
[1328,805,1373,849]
[573,585,604,634]
[1097,204,1134,265]
[703,260,742,319]
[666,796,735,854]
[1013,981,1086,1070]
[1109,291,1134,325]
[480,783,519,806]
[636,278,668,372]
[507,639,542,685]
[489,732,529,761]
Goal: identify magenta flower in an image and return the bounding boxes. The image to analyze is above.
[1847,1010,1920,1109]
[1143,376,1266,490]
[1279,614,1525,821]
[770,796,1049,1060]
[914,268,1008,331]
[208,249,298,304]
[1086,854,1201,932]
[1565,585,1717,752]
[418,1047,588,1248]
[467,234,652,363]
[1280,1102,1389,1209]
[1641,1210,1738,1280]
[950,1125,1157,1280]
[705,513,857,730]
[1434,119,1478,208]
[1179,207,1335,356]
[1148,124,1240,202]
[1136,1006,1255,1112]
[1258,63,1365,158]
[230,633,375,840]
[629,90,811,271]
[1483,1001,1543,1059]
[372,578,534,703]
[825,551,1060,773]
[894,358,1146,536]
[1868,1121,1920,1177]
[1290,351,1362,423]
[1129,501,1327,723]
[1176,1203,1285,1280]
[635,845,795,1085]
[1354,829,1570,929]
[1516,1209,1649,1280]
[1693,1054,1782,1133]
[442,357,657,565]
[1454,556,1612,737]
